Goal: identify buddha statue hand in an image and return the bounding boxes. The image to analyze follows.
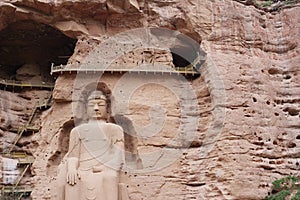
[66,157,80,185]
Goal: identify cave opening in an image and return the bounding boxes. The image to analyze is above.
[171,49,193,68]
[0,20,77,84]
[170,46,203,79]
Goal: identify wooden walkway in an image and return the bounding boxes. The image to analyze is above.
[1,152,34,199]
[0,80,54,90]
[50,64,200,76]
[2,186,32,199]
[0,74,54,200]
[1,95,52,197]
[2,152,35,165]
[5,94,52,154]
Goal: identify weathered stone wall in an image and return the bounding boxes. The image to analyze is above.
[37,72,211,199]
[0,0,299,199]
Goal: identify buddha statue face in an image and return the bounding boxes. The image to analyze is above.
[86,91,108,120]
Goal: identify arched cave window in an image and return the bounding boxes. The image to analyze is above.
[171,47,195,68]
[170,46,204,80]
[0,20,77,83]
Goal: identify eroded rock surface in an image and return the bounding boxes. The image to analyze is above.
[0,0,299,199]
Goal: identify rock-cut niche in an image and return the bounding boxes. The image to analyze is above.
[0,20,77,84]
[47,120,74,176]
[47,82,144,176]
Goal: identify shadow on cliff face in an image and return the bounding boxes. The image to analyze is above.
[47,120,74,176]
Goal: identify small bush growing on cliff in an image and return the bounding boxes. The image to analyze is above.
[284,0,298,4]
[254,0,299,9]
[260,0,273,7]
[264,176,300,200]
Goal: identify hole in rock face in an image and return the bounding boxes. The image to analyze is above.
[170,46,202,80]
[171,50,191,68]
[268,68,281,75]
[287,142,296,148]
[283,107,299,116]
[0,20,77,82]
[171,46,205,69]
[283,74,292,79]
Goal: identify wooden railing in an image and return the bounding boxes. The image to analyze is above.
[1,152,34,199]
[1,185,32,199]
[0,79,54,90]
[50,63,200,75]
[5,94,52,154]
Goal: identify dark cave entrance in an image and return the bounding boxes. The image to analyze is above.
[170,46,204,80]
[0,20,77,83]
[171,49,194,68]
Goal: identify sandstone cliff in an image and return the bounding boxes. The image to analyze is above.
[0,0,299,199]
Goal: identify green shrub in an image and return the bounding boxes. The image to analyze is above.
[265,176,300,200]
[264,190,290,200]
[261,1,273,7]
[291,191,300,200]
[284,0,297,5]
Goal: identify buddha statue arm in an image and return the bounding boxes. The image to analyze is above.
[106,125,125,170]
[66,129,80,185]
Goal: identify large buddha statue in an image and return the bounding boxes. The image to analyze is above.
[64,90,124,200]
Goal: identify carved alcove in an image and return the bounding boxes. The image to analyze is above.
[47,120,75,176]
[0,20,77,83]
[43,27,213,199]
[69,81,143,169]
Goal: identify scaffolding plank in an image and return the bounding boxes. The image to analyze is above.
[0,80,54,90]
[2,186,32,194]
[50,64,200,76]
